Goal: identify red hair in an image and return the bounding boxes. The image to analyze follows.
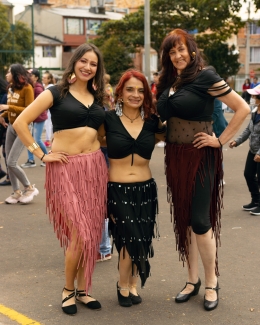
[114,69,156,119]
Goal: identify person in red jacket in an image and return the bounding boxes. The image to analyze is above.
[21,69,48,168]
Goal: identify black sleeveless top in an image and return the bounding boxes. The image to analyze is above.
[48,85,105,133]
[157,69,231,144]
[104,110,160,165]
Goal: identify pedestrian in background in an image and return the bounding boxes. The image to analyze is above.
[42,71,54,148]
[0,64,38,204]
[21,68,48,168]
[0,76,9,183]
[229,84,260,216]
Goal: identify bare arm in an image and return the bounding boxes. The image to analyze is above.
[97,124,107,147]
[13,90,69,164]
[193,81,250,149]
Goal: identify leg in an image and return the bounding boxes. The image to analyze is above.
[33,121,48,156]
[98,218,111,259]
[196,229,217,301]
[180,229,199,294]
[244,151,259,203]
[118,248,132,297]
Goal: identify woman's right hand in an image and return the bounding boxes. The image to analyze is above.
[42,151,70,164]
[0,116,8,128]
[229,140,237,148]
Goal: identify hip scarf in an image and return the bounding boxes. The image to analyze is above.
[45,149,108,292]
[107,178,159,287]
[165,143,223,276]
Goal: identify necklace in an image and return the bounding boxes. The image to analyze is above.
[122,111,140,123]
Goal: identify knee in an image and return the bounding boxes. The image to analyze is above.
[7,159,16,169]
[191,219,211,235]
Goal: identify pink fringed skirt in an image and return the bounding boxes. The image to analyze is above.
[45,149,108,292]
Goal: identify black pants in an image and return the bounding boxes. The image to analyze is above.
[244,150,260,203]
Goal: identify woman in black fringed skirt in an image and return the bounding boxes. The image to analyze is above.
[99,69,166,307]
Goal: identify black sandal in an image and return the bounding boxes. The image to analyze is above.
[62,287,77,315]
[76,289,101,310]
[117,282,132,307]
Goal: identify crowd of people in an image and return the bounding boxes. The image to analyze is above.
[0,28,253,316]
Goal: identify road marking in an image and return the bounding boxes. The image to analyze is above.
[0,304,42,325]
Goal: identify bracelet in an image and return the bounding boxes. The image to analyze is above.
[40,153,45,161]
[27,142,40,153]
[218,138,223,147]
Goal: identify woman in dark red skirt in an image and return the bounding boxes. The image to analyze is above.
[156,29,250,311]
[99,69,166,307]
[14,43,108,315]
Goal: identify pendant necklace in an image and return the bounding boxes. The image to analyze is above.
[122,111,140,123]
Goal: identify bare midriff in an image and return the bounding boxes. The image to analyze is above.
[51,126,100,155]
[109,154,152,183]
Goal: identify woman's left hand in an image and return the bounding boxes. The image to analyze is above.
[0,105,9,111]
[193,132,220,149]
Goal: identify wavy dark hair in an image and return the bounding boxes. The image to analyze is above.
[9,63,32,91]
[114,69,156,120]
[58,43,105,105]
[0,76,8,94]
[156,29,205,100]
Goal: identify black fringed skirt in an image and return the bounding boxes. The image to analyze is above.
[107,178,159,287]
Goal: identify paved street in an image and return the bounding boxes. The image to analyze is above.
[0,112,260,325]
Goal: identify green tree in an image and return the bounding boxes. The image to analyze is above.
[99,36,134,85]
[0,3,32,75]
[94,0,244,78]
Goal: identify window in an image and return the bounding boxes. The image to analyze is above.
[250,47,260,63]
[87,20,102,35]
[42,46,56,57]
[64,18,84,35]
[249,22,260,35]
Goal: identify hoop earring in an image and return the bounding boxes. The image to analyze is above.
[140,106,144,120]
[115,99,123,117]
[67,72,76,84]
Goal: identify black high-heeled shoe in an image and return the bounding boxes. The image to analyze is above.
[75,289,101,310]
[175,278,201,303]
[61,287,77,315]
[117,282,132,307]
[204,282,220,311]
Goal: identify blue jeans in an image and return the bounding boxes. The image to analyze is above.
[99,147,111,255]
[28,121,48,161]
[99,218,111,255]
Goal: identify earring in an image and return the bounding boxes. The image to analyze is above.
[140,106,144,120]
[92,78,97,91]
[115,99,123,117]
[191,52,196,60]
[67,72,76,84]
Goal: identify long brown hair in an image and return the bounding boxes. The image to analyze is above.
[114,69,156,120]
[9,63,32,91]
[156,29,205,100]
[58,43,105,105]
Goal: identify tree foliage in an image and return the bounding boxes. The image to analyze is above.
[0,3,32,75]
[94,0,244,79]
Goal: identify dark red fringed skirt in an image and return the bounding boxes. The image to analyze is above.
[45,149,108,292]
[165,143,223,276]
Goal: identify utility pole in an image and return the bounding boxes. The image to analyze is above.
[144,0,150,83]
[245,0,251,78]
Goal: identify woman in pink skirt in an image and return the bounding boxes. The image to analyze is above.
[14,43,108,315]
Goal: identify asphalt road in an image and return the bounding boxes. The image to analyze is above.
[0,112,259,325]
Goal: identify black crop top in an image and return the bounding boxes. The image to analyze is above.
[48,85,105,133]
[157,70,231,144]
[104,110,160,165]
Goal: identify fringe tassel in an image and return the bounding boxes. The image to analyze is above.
[165,143,223,276]
[45,150,108,292]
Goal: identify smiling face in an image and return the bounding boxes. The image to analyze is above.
[169,41,191,75]
[120,77,144,110]
[73,50,98,83]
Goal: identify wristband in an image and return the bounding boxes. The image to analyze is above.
[218,138,222,147]
[40,153,45,161]
[27,142,40,153]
